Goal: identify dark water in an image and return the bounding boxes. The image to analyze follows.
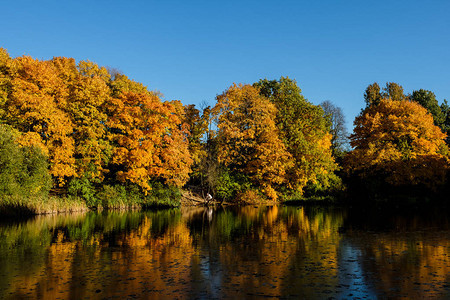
[0,205,449,299]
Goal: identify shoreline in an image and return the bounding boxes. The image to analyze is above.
[1,188,449,218]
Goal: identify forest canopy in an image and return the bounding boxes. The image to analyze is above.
[0,48,449,209]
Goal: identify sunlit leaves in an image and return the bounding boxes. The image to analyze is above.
[0,48,192,193]
[255,77,338,194]
[346,99,449,187]
[213,84,291,200]
[7,56,76,184]
[108,92,192,191]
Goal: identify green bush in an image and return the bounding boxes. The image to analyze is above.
[96,182,181,209]
[68,176,98,207]
[303,173,344,199]
[146,181,181,207]
[96,184,127,208]
[0,125,51,201]
[215,168,251,201]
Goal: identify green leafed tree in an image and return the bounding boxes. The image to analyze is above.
[0,124,51,199]
[410,89,446,130]
[364,82,382,107]
[382,82,405,101]
[254,77,338,195]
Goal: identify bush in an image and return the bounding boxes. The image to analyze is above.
[303,172,344,199]
[68,176,98,207]
[0,125,51,200]
[235,189,264,203]
[96,184,127,208]
[215,168,252,201]
[96,182,182,209]
[145,181,181,207]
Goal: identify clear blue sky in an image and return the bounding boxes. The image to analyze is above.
[2,0,449,129]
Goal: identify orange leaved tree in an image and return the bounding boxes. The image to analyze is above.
[346,99,450,188]
[108,90,192,192]
[5,56,76,185]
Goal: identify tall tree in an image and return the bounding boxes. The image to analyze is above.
[213,84,291,200]
[410,89,445,130]
[382,82,405,101]
[441,99,450,138]
[183,104,211,181]
[107,90,192,191]
[5,56,76,184]
[346,99,449,188]
[320,100,349,158]
[254,77,337,194]
[364,82,382,107]
[0,48,13,121]
[364,82,405,108]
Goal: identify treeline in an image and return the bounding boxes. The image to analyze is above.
[0,48,449,211]
[0,48,191,209]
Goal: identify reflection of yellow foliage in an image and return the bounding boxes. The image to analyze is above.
[9,208,450,299]
[367,235,450,298]
[218,206,342,298]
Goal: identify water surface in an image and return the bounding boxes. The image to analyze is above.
[0,205,449,299]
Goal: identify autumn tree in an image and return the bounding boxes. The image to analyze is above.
[107,89,192,192]
[364,82,405,108]
[0,47,196,207]
[364,82,382,107]
[254,77,338,195]
[66,59,113,183]
[4,55,76,185]
[213,84,291,200]
[183,104,210,176]
[0,48,13,122]
[382,82,405,101]
[346,99,449,189]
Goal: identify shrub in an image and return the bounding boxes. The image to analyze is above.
[96,184,127,208]
[0,124,51,200]
[145,181,181,207]
[215,168,252,201]
[68,176,97,207]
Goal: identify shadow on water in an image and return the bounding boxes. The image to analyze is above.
[0,205,449,299]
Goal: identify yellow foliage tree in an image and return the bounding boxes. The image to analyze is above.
[5,56,76,184]
[66,59,113,181]
[213,84,292,200]
[0,48,194,199]
[346,99,450,187]
[255,77,338,194]
[108,91,192,191]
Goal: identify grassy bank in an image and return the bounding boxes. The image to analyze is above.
[0,195,88,217]
[0,183,184,217]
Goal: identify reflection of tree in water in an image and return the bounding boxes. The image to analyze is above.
[0,210,185,299]
[183,206,345,298]
[343,232,450,298]
[1,206,448,298]
[341,207,450,298]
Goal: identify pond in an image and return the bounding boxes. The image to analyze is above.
[0,205,449,299]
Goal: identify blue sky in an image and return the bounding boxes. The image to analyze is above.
[2,0,449,129]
